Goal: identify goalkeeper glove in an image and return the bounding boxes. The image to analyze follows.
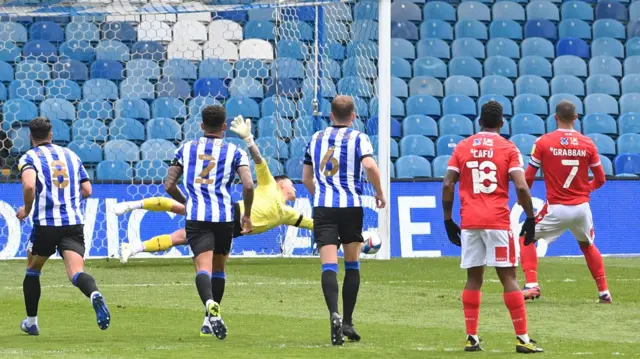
[444,219,461,247]
[230,115,254,146]
[520,217,537,246]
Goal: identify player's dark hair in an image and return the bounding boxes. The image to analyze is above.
[479,101,503,129]
[202,105,226,131]
[29,117,52,141]
[274,175,290,183]
[331,95,355,123]
[555,100,577,123]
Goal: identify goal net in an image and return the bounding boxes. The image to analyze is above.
[0,0,390,260]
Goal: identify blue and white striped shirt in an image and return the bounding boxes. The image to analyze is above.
[18,144,89,227]
[304,126,374,208]
[174,136,249,222]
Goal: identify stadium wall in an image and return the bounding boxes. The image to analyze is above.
[0,180,638,259]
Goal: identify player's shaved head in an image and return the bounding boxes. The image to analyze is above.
[202,105,227,132]
[479,101,503,130]
[555,100,578,123]
[29,117,52,141]
[331,95,356,125]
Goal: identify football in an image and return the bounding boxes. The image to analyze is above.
[361,230,382,255]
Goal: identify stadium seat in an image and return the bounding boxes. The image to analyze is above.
[40,98,75,123]
[621,75,640,95]
[617,133,640,154]
[547,115,582,132]
[416,39,450,60]
[413,56,447,79]
[452,38,485,59]
[403,115,438,138]
[448,56,483,79]
[130,41,165,62]
[556,38,590,59]
[22,40,57,63]
[525,20,557,41]
[77,99,113,121]
[478,95,513,117]
[551,75,585,96]
[134,160,169,181]
[293,118,314,137]
[182,118,204,140]
[72,118,108,142]
[593,19,626,40]
[436,134,464,156]
[455,20,488,41]
[392,21,419,41]
[261,96,297,118]
[90,60,124,81]
[510,134,537,155]
[409,76,444,97]
[95,40,130,62]
[66,21,100,42]
[514,94,548,115]
[511,114,545,136]
[230,77,264,99]
[444,75,478,97]
[167,40,203,61]
[234,58,269,79]
[527,1,560,22]
[9,80,44,102]
[395,155,432,178]
[188,96,221,117]
[431,155,451,178]
[516,75,550,97]
[146,117,181,142]
[0,41,21,63]
[351,20,379,42]
[558,20,591,40]
[1,99,38,130]
[406,95,441,117]
[343,57,377,79]
[562,1,594,22]
[124,59,160,80]
[493,2,525,21]
[52,60,88,82]
[198,59,233,79]
[68,140,103,164]
[442,95,476,116]
[193,78,227,99]
[392,1,422,22]
[484,56,517,79]
[554,55,587,77]
[59,40,95,63]
[353,97,371,117]
[285,157,304,180]
[619,113,640,134]
[420,19,453,41]
[424,1,456,22]
[120,77,155,100]
[0,83,6,101]
[624,57,640,77]
[590,56,622,77]
[140,139,176,162]
[614,153,640,175]
[439,114,474,136]
[297,96,330,118]
[588,133,617,157]
[519,56,553,78]
[115,98,150,120]
[49,119,70,145]
[108,117,145,142]
[101,22,137,43]
[475,116,511,136]
[387,38,414,61]
[96,160,134,181]
[0,21,27,43]
[583,113,618,136]
[162,59,197,80]
[369,97,405,118]
[486,38,520,59]
[592,37,624,58]
[627,38,640,57]
[256,137,289,160]
[8,127,31,155]
[586,74,620,96]
[492,21,524,43]
[272,58,305,80]
[458,1,490,22]
[549,93,584,115]
[337,76,371,98]
[597,156,614,176]
[480,75,514,97]
[584,93,619,115]
[521,38,555,59]
[15,60,50,81]
[258,116,293,138]
[45,79,82,101]
[354,1,378,21]
[207,19,243,42]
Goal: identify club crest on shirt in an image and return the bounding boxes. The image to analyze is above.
[473,138,482,146]
[560,137,569,146]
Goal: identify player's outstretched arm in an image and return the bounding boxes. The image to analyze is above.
[362,157,386,208]
[230,116,263,165]
[164,165,186,204]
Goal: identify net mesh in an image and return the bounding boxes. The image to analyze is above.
[0,0,381,259]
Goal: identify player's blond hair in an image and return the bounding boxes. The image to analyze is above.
[331,95,355,124]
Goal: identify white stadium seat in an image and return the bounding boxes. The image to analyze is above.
[203,40,239,61]
[168,40,203,61]
[173,20,208,43]
[137,20,172,42]
[208,20,244,42]
[239,39,273,60]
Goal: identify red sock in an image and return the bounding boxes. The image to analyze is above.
[462,289,481,335]
[504,291,528,336]
[519,235,538,284]
[579,242,608,292]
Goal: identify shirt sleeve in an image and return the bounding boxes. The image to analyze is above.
[529,137,544,168]
[589,141,602,168]
[171,144,184,167]
[446,148,460,173]
[76,155,90,183]
[509,145,525,173]
[255,160,275,187]
[304,139,313,166]
[282,205,314,230]
[18,154,34,174]
[357,133,375,160]
[234,148,250,169]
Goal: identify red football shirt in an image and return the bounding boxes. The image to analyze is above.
[447,132,524,230]
[529,129,601,205]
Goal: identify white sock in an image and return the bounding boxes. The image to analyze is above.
[599,290,610,297]
[27,316,37,326]
[205,299,214,314]
[468,334,479,343]
[131,200,144,210]
[518,334,530,344]
[133,242,145,254]
[525,282,539,288]
[202,316,210,327]
[90,291,100,300]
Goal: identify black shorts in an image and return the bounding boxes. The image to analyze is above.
[29,225,85,258]
[232,202,243,239]
[313,207,364,248]
[186,220,234,256]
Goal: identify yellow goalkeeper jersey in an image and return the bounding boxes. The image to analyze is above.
[236,161,313,234]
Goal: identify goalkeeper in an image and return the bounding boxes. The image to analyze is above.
[116,116,313,263]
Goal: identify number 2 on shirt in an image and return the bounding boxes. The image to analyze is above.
[561,159,579,189]
[196,154,216,185]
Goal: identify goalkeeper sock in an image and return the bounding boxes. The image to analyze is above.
[195,271,213,306]
[23,269,41,318]
[142,235,173,253]
[579,242,609,294]
[72,272,99,298]
[321,263,339,315]
[519,235,539,286]
[504,290,528,341]
[142,197,174,212]
[211,272,226,304]
[342,261,360,325]
[462,289,481,336]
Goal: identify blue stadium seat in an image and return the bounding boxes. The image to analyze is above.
[631,3,640,24]
[293,118,314,137]
[131,41,165,62]
[493,2,525,21]
[511,114,546,136]
[193,78,227,98]
[626,38,640,57]
[280,39,311,60]
[527,1,560,22]
[591,37,624,58]
[519,56,553,78]
[614,153,640,175]
[188,97,221,117]
[484,56,517,78]
[248,7,274,21]
[419,19,453,41]
[162,59,197,80]
[413,56,447,80]
[403,115,438,138]
[353,96,370,117]
[521,37,555,59]
[1,99,37,130]
[455,20,488,41]
[513,94,548,115]
[624,56,640,76]
[369,97,406,118]
[114,98,150,120]
[124,59,160,80]
[351,20,379,41]
[23,40,57,62]
[431,155,451,178]
[52,60,88,81]
[480,75,515,97]
[549,93,584,114]
[59,40,95,63]
[554,55,587,77]
[258,116,293,138]
[516,75,550,97]
[475,116,511,136]
[244,20,275,41]
[101,22,137,43]
[392,21,419,41]
[409,76,444,97]
[261,96,297,118]
[354,1,378,21]
[510,134,537,155]
[15,60,50,82]
[416,39,450,59]
[584,93,619,115]
[95,40,130,62]
[271,58,305,79]
[439,114,474,136]
[436,134,464,156]
[525,20,557,41]
[452,38,485,59]
[256,137,289,160]
[265,78,301,98]
[423,1,456,22]
[146,117,181,141]
[445,75,478,97]
[337,76,371,98]
[400,135,436,159]
[263,156,284,176]
[448,56,482,79]
[590,55,622,77]
[49,119,70,145]
[134,160,168,181]
[45,79,80,101]
[593,20,625,40]
[0,22,28,43]
[562,1,594,22]
[9,80,44,101]
[108,117,144,142]
[278,20,313,42]
[387,39,414,61]
[478,94,513,116]
[156,77,191,99]
[30,21,64,42]
[0,83,6,101]
[140,139,176,162]
[77,100,113,122]
[72,118,108,142]
[558,19,592,40]
[551,75,585,96]
[546,115,582,132]
[583,113,618,136]
[619,113,640,134]
[617,133,640,154]
[289,136,310,155]
[199,59,233,79]
[306,59,342,80]
[486,38,520,59]
[285,157,304,180]
[458,1,490,22]
[489,20,523,41]
[235,58,269,79]
[182,118,204,140]
[96,160,133,181]
[120,77,155,100]
[556,38,589,58]
[621,75,640,95]
[90,60,124,81]
[395,155,432,178]
[391,138,399,159]
[66,21,99,42]
[599,156,614,176]
[406,95,441,117]
[40,98,75,122]
[8,127,31,155]
[343,57,377,79]
[297,96,330,117]
[392,1,422,22]
[586,74,620,96]
[68,140,103,164]
[595,2,627,22]
[588,133,617,156]
[442,94,477,116]
[0,41,21,62]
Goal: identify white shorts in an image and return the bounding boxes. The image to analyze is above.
[535,202,594,244]
[460,229,518,269]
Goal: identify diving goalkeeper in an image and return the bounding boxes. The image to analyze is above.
[116,116,313,263]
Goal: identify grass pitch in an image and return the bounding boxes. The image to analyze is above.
[1,257,639,358]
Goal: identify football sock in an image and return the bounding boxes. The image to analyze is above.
[142,197,174,212]
[579,242,609,293]
[462,289,481,336]
[504,290,528,341]
[23,269,41,317]
[195,271,213,306]
[142,235,173,253]
[519,235,539,285]
[26,316,38,326]
[342,261,360,325]
[321,263,339,315]
[202,316,210,327]
[211,272,226,304]
[72,272,99,298]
